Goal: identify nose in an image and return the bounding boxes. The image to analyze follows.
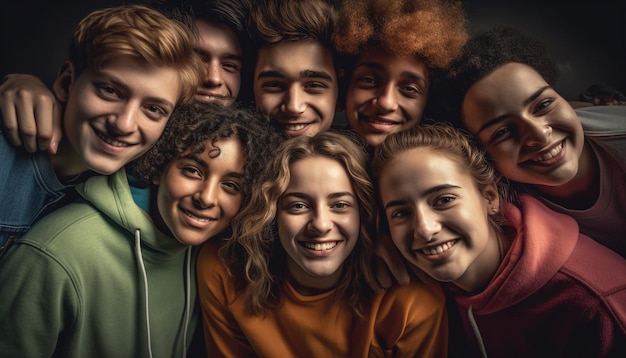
[413,206,441,242]
[522,118,552,148]
[307,207,333,235]
[201,60,223,87]
[193,180,218,209]
[372,83,399,112]
[281,85,306,115]
[107,106,138,135]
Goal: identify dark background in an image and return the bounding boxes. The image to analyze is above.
[1,0,625,100]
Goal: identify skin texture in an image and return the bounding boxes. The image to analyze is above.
[462,63,595,201]
[0,18,239,154]
[277,156,360,295]
[379,148,501,293]
[193,19,242,106]
[51,57,181,177]
[154,136,244,246]
[254,39,338,137]
[345,50,429,147]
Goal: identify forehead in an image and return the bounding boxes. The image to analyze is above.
[353,50,429,79]
[255,39,336,78]
[288,156,351,188]
[381,148,467,188]
[182,136,244,163]
[193,18,241,55]
[462,62,549,131]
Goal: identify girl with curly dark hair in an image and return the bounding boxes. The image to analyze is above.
[332,0,469,148]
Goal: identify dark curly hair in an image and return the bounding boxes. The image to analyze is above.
[436,26,558,126]
[130,102,287,203]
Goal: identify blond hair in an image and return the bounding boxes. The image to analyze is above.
[69,4,203,105]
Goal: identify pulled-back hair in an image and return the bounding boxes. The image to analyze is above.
[153,0,251,35]
[131,102,286,205]
[371,122,512,230]
[247,0,336,52]
[221,131,376,316]
[439,26,558,126]
[332,0,468,70]
[69,4,202,105]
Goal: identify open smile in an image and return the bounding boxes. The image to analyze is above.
[419,239,458,256]
[95,129,131,148]
[523,140,566,166]
[299,240,339,251]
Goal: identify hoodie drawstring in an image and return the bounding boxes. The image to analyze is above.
[182,245,192,358]
[135,229,154,358]
[134,229,193,358]
[467,305,488,358]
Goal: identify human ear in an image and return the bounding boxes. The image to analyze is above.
[52,61,75,104]
[483,183,500,214]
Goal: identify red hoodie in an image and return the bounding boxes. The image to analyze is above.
[446,193,626,358]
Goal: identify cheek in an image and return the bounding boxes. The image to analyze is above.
[255,93,278,114]
[223,196,243,218]
[144,121,168,145]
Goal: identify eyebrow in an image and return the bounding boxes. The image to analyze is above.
[475,85,551,136]
[102,74,175,110]
[283,191,355,200]
[383,184,461,210]
[256,69,333,82]
[354,62,427,83]
[180,153,244,179]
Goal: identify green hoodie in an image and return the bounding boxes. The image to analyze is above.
[0,169,199,358]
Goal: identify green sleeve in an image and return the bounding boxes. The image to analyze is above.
[0,242,79,357]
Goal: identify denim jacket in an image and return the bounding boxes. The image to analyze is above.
[0,133,70,255]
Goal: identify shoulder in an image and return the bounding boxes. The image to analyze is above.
[20,199,100,248]
[197,239,237,298]
[377,278,446,319]
[576,106,626,134]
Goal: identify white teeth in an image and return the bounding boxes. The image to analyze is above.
[183,209,213,222]
[532,143,562,162]
[97,131,128,147]
[303,241,338,251]
[421,240,455,256]
[284,123,307,131]
[365,117,395,125]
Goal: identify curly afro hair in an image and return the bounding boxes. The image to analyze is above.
[332,0,468,70]
[130,102,287,203]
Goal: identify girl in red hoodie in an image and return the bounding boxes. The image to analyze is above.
[372,122,626,357]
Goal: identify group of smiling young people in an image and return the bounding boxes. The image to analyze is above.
[0,0,625,357]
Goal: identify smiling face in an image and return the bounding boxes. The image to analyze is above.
[192,19,242,106]
[154,136,245,246]
[277,156,360,293]
[379,147,501,292]
[345,50,429,147]
[462,62,585,187]
[58,56,181,176]
[254,39,338,137]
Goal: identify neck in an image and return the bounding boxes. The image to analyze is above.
[51,139,88,178]
[534,140,599,209]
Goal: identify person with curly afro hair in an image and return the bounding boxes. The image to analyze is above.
[332,0,468,148]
